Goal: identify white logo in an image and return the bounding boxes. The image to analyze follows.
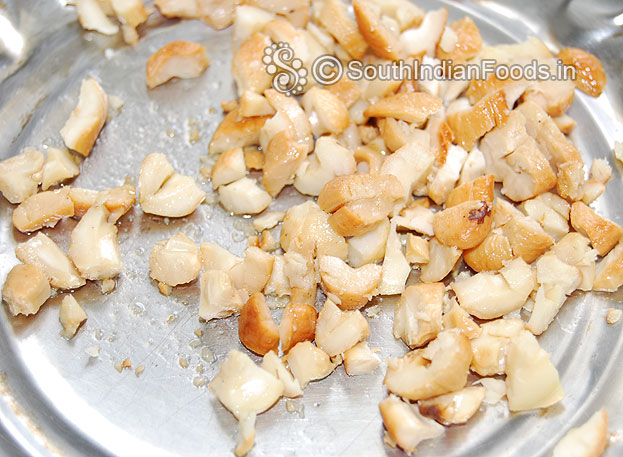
[263,42,308,96]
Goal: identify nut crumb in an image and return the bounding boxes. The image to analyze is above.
[606,308,622,325]
[194,328,204,338]
[614,141,623,165]
[158,282,172,296]
[365,305,381,319]
[85,345,101,358]
[100,278,115,294]
[179,357,189,368]
[192,376,207,387]
[135,365,145,376]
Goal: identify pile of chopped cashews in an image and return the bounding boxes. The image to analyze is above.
[1,0,622,456]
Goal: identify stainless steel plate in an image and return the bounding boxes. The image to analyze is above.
[0,1,622,456]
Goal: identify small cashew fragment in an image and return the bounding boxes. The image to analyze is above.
[1,264,50,316]
[393,283,444,348]
[229,247,274,297]
[199,270,244,320]
[15,233,85,290]
[519,192,570,241]
[154,0,201,19]
[208,108,269,155]
[138,153,205,217]
[419,386,486,426]
[470,318,525,376]
[238,292,279,355]
[239,91,275,118]
[149,232,202,287]
[463,230,515,272]
[146,41,210,89]
[442,300,481,339]
[558,47,606,97]
[200,241,242,272]
[41,147,80,191]
[347,217,390,268]
[433,200,493,250]
[447,90,509,151]
[0,148,44,204]
[593,240,623,292]
[68,206,122,281]
[69,185,136,222]
[261,350,302,398]
[318,255,382,310]
[365,92,442,126]
[394,205,435,236]
[318,0,367,59]
[505,330,564,411]
[211,147,246,189]
[446,174,494,208]
[280,201,347,259]
[252,211,284,232]
[427,144,469,206]
[285,341,336,388]
[343,342,381,376]
[353,0,402,60]
[283,252,317,306]
[552,233,597,291]
[385,331,472,401]
[279,302,317,353]
[232,33,273,96]
[399,8,447,57]
[209,350,284,457]
[435,17,482,65]
[76,0,119,35]
[218,177,272,215]
[60,78,108,157]
[451,257,535,320]
[527,252,581,335]
[380,395,444,454]
[420,238,462,283]
[315,298,369,357]
[301,87,350,137]
[111,0,148,45]
[570,201,622,257]
[318,173,403,213]
[405,234,430,265]
[293,136,356,197]
[59,295,87,339]
[378,221,411,295]
[13,188,75,233]
[552,409,608,457]
[262,129,307,197]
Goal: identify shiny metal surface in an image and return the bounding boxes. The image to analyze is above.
[0,1,621,456]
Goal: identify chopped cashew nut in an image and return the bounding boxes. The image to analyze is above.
[238,293,279,355]
[69,185,136,222]
[262,129,307,197]
[239,91,275,118]
[384,330,472,400]
[253,211,284,232]
[149,232,202,287]
[1,264,50,316]
[302,87,350,136]
[400,8,448,57]
[209,350,284,457]
[294,136,356,196]
[442,300,481,339]
[0,148,44,204]
[285,341,335,388]
[59,295,87,339]
[606,308,622,325]
[208,108,269,155]
[279,303,317,353]
[318,0,367,59]
[433,200,493,250]
[138,153,206,217]
[318,255,382,310]
[558,48,607,97]
[419,386,486,425]
[553,409,609,457]
[405,234,430,265]
[428,144,468,205]
[380,395,444,454]
[68,206,122,280]
[41,147,80,190]
[315,298,369,357]
[570,202,622,256]
[218,177,271,215]
[378,221,411,295]
[76,0,119,35]
[146,41,210,89]
[229,247,274,297]
[111,0,148,45]
[60,78,108,157]
[393,283,444,348]
[593,240,623,292]
[527,252,581,335]
[280,201,347,259]
[470,318,524,376]
[261,350,302,398]
[13,188,75,233]
[15,233,85,289]
[505,330,564,411]
[420,238,462,283]
[520,192,570,241]
[347,217,390,268]
[552,233,597,291]
[200,242,242,272]
[365,93,442,126]
[463,230,515,272]
[211,147,246,189]
[451,257,535,319]
[394,205,435,236]
[232,33,273,96]
[352,0,402,60]
[343,342,381,375]
[199,270,243,320]
[473,378,506,405]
